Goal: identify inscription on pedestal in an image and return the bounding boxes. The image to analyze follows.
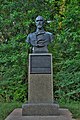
[30,54,51,74]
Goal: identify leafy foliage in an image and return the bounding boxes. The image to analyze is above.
[0,102,22,120]
[0,40,29,102]
[0,0,80,102]
[52,0,80,101]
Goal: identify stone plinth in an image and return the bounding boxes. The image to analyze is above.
[28,74,53,103]
[5,108,73,120]
[5,53,73,120]
[22,53,54,116]
[22,103,59,116]
[28,54,53,103]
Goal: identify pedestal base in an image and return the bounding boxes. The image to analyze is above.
[22,103,59,116]
[5,108,73,120]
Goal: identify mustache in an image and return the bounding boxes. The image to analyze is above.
[38,24,42,25]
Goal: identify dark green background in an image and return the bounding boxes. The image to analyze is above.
[0,0,80,102]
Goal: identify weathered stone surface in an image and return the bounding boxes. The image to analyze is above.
[28,54,53,103]
[59,109,72,119]
[5,108,73,120]
[22,103,59,116]
[28,74,53,103]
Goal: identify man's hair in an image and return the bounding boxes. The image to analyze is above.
[35,16,44,22]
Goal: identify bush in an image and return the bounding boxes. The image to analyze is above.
[0,39,29,102]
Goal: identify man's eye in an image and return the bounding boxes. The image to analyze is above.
[36,20,43,22]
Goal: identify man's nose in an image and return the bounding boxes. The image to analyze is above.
[38,21,41,24]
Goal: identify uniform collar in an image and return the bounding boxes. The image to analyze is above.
[35,29,45,35]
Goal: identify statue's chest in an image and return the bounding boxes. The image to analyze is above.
[31,33,49,41]
[37,34,45,41]
[30,33,50,46]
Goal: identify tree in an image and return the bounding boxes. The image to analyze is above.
[0,0,80,102]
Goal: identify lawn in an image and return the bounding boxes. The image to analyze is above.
[0,102,22,120]
[59,101,80,119]
[0,101,80,120]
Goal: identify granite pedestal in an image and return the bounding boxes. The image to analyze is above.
[22,53,56,115]
[5,53,73,120]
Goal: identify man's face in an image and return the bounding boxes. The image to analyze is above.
[35,16,44,29]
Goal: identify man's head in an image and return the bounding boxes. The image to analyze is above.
[35,16,44,29]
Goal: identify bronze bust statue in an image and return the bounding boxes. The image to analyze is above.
[26,16,53,53]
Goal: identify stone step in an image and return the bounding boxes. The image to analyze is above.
[5,108,73,120]
[22,103,59,116]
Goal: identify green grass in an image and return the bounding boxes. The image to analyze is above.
[0,101,80,120]
[59,100,80,119]
[0,102,22,120]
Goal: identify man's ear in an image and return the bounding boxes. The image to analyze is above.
[42,20,45,25]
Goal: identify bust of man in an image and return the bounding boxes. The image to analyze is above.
[26,16,53,53]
